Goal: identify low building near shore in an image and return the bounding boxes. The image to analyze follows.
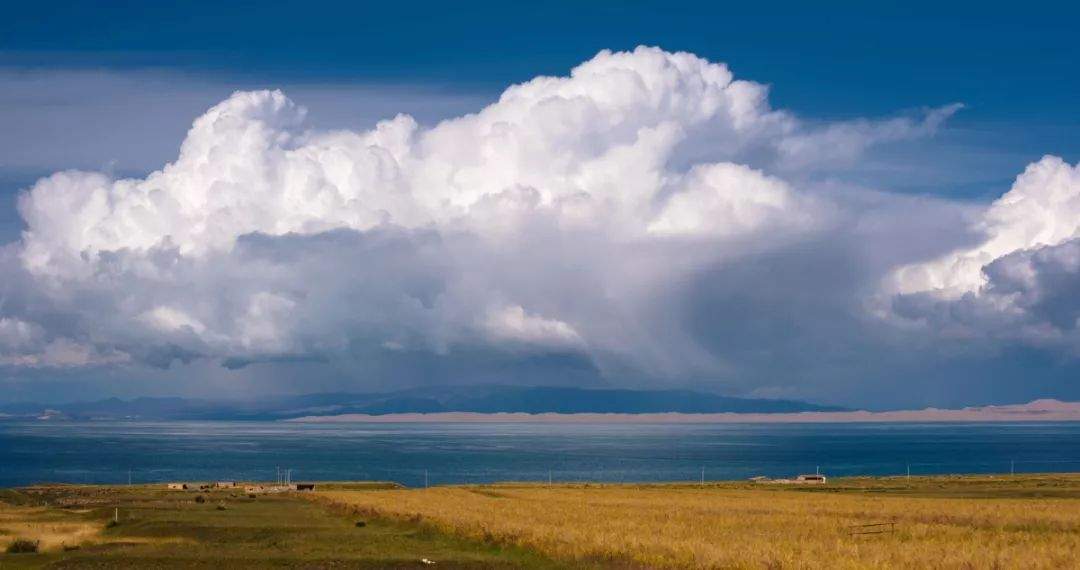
[753,474,828,484]
[166,483,189,490]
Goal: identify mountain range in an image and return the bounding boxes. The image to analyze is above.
[0,385,844,421]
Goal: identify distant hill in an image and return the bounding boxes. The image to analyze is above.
[0,385,844,421]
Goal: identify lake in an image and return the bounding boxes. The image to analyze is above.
[2,421,1078,487]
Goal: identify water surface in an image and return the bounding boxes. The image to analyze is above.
[2,421,1078,487]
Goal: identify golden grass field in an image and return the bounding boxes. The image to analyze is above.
[0,502,103,553]
[317,475,1080,569]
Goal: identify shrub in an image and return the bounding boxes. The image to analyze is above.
[106,519,120,528]
[194,495,206,503]
[216,504,227,511]
[355,520,367,528]
[6,539,39,554]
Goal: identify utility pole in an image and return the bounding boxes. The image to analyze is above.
[700,466,705,486]
[906,464,910,479]
[424,469,429,489]
[548,470,552,486]
[1011,460,1015,476]
[127,469,132,486]
[815,465,820,476]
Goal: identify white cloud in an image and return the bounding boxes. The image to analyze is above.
[882,156,1080,350]
[17,45,1060,403]
[888,156,1080,298]
[9,47,815,365]
[139,306,207,335]
[12,47,823,276]
[481,305,585,349]
[648,162,819,237]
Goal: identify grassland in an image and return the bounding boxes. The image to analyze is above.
[3,476,1078,569]
[317,474,1080,569]
[0,484,560,568]
[0,502,100,554]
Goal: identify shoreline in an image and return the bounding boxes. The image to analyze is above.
[287,398,1080,423]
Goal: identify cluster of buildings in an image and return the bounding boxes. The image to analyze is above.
[165,481,316,493]
[243,483,316,493]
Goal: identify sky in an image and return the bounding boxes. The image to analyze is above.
[1,1,1079,408]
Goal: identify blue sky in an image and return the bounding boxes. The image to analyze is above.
[1,1,1079,407]
[4,1,1078,115]
[3,2,1077,187]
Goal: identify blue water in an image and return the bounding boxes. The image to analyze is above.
[1,421,1078,488]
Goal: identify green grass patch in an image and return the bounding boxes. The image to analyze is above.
[0,485,564,569]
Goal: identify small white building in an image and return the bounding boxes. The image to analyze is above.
[166,483,189,490]
[795,474,827,484]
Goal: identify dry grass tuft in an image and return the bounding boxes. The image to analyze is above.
[5,538,39,553]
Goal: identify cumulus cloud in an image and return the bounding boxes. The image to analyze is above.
[5,45,1076,405]
[884,157,1080,349]
[9,47,818,367]
[889,156,1080,296]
